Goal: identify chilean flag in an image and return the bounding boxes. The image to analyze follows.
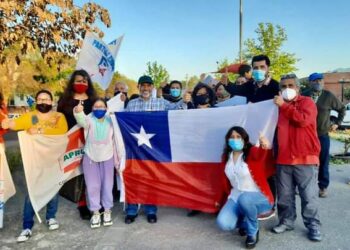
[114,100,278,212]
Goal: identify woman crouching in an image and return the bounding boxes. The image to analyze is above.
[217,126,274,249]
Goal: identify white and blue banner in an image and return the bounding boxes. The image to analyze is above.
[76,32,124,90]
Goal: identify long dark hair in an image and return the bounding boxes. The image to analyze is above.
[223,126,253,163]
[191,83,216,107]
[0,92,4,110]
[57,69,97,111]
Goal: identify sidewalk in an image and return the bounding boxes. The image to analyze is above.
[1,141,349,249]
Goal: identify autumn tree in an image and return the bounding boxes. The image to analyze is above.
[104,72,138,98]
[0,0,111,102]
[145,61,170,88]
[0,0,111,66]
[243,23,298,80]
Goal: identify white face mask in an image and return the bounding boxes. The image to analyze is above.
[282,88,297,101]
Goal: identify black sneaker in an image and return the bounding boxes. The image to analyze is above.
[147,214,157,224]
[124,214,137,224]
[245,230,259,249]
[308,228,322,242]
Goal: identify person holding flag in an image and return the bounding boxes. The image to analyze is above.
[1,90,68,243]
[123,75,191,224]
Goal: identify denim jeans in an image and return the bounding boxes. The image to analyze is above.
[216,192,272,236]
[318,134,330,189]
[23,194,59,229]
[126,204,157,216]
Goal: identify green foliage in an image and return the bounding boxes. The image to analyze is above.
[344,87,350,101]
[182,75,200,91]
[330,157,347,165]
[215,58,239,82]
[243,23,298,81]
[145,61,170,88]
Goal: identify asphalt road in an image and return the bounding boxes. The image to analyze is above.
[1,139,349,250]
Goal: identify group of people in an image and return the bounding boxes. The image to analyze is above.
[0,54,346,248]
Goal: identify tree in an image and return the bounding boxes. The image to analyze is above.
[145,61,170,88]
[243,23,298,81]
[0,42,76,101]
[215,58,240,82]
[344,88,350,101]
[104,72,139,97]
[0,0,111,66]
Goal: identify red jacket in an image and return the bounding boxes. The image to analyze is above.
[276,95,321,165]
[222,147,275,205]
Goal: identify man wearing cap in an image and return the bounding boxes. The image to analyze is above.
[123,75,191,224]
[302,73,345,198]
[272,73,322,242]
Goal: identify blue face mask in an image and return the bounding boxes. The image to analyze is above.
[228,138,244,151]
[252,69,266,82]
[170,88,181,98]
[311,83,323,92]
[93,109,107,119]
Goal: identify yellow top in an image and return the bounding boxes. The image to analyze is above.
[13,110,68,135]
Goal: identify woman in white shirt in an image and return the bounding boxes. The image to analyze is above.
[216,126,274,249]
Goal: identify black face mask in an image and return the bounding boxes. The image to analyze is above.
[114,91,128,97]
[36,103,52,113]
[194,94,209,105]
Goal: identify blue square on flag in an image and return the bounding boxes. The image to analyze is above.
[116,111,172,162]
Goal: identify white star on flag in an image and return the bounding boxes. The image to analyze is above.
[131,126,156,149]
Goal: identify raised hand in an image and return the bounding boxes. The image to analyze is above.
[74,101,84,113]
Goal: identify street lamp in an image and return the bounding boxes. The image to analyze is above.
[338,78,350,102]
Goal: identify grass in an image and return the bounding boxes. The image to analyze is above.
[329,129,350,165]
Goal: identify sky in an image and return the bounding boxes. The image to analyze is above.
[77,0,350,81]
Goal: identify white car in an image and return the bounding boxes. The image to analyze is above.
[331,103,350,129]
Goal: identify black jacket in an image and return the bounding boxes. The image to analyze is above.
[224,78,280,103]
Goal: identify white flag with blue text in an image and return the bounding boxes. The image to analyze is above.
[76,32,124,90]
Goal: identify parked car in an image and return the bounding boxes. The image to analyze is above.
[331,103,350,129]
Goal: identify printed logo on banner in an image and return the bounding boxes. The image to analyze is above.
[92,39,115,77]
[60,128,85,173]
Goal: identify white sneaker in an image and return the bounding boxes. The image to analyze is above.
[90,212,101,229]
[47,218,59,231]
[17,229,32,243]
[103,210,113,226]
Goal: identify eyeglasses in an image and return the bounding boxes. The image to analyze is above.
[280,73,297,80]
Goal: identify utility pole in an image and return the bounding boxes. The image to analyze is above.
[239,0,243,63]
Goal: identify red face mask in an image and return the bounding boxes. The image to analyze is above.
[73,83,88,94]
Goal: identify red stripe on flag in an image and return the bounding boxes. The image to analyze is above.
[123,159,229,213]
